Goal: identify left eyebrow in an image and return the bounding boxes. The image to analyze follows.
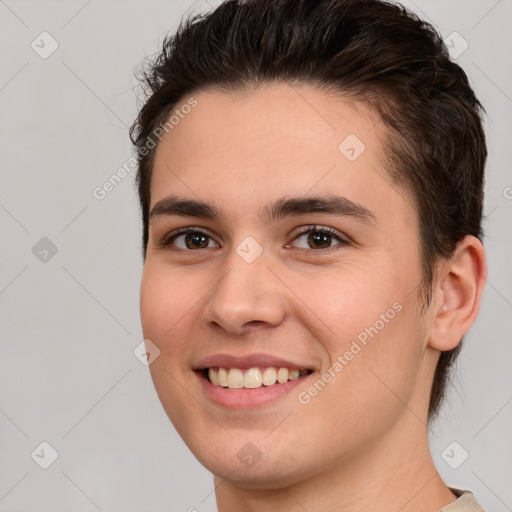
[260,195,377,227]
[149,194,377,227]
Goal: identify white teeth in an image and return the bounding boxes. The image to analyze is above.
[218,367,229,387]
[208,367,220,386]
[277,367,289,383]
[262,367,277,386]
[206,366,309,389]
[243,368,263,388]
[227,368,244,388]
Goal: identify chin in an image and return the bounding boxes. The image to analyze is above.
[187,436,320,490]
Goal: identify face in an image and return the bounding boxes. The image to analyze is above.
[140,83,435,487]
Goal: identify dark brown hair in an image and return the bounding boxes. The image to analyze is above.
[129,0,487,419]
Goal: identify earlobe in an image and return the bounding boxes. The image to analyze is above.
[428,235,487,351]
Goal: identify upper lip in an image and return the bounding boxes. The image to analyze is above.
[194,353,315,371]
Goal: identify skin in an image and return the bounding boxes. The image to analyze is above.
[140,83,487,512]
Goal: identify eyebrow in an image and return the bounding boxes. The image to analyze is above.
[149,194,377,227]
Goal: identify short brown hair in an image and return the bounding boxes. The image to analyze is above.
[130,0,487,419]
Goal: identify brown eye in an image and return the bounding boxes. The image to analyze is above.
[183,232,210,249]
[162,229,219,250]
[306,230,333,249]
[290,226,348,251]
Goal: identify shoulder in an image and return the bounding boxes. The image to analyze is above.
[439,488,486,512]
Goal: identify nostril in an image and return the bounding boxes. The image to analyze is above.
[245,320,265,328]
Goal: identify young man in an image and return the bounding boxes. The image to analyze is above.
[130,0,487,510]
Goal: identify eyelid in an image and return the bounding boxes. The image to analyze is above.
[290,224,348,242]
[160,226,220,248]
[286,224,350,252]
[159,224,350,252]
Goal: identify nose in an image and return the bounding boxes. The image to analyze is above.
[201,249,287,336]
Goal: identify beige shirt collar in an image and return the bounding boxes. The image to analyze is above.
[439,488,486,511]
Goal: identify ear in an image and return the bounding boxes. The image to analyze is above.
[428,235,487,351]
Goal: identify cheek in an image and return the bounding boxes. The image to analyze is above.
[292,260,424,406]
[140,259,191,324]
[139,263,203,429]
[139,263,193,356]
[140,266,167,338]
[292,259,402,350]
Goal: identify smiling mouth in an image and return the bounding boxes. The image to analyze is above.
[200,366,313,389]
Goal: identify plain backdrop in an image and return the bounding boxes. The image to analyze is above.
[0,0,511,511]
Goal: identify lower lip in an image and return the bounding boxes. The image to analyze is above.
[196,371,314,408]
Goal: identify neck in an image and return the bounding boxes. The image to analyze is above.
[214,414,457,512]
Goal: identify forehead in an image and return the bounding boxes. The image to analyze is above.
[150,83,414,225]
[154,83,380,173]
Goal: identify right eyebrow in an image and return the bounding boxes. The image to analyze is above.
[149,196,222,221]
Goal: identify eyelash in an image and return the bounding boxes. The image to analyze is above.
[159,225,349,255]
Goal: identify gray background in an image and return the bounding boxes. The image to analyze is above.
[0,0,510,510]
